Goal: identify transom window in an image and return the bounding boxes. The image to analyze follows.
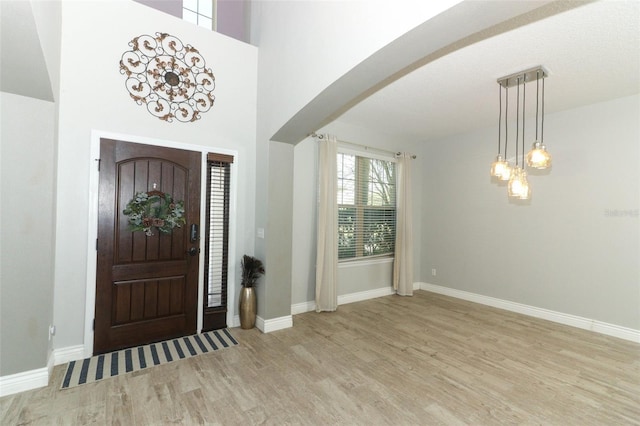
[337,152,396,260]
[183,0,215,30]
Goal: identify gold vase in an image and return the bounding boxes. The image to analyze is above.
[239,286,256,329]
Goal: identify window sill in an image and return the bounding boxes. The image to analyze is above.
[338,256,394,269]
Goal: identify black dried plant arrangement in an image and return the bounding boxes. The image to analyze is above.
[241,255,265,288]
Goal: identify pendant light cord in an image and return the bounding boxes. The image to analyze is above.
[504,86,509,160]
[541,77,545,144]
[522,75,526,167]
[515,77,520,166]
[535,70,540,141]
[497,84,502,155]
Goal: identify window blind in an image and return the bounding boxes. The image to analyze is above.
[337,153,396,260]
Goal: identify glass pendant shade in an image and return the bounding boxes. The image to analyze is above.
[526,141,552,169]
[507,166,531,199]
[498,162,512,181]
[517,169,531,199]
[507,166,521,197]
[490,155,508,178]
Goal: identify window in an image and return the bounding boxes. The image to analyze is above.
[337,152,396,260]
[203,152,233,331]
[183,0,215,30]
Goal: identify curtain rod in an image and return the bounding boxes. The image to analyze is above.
[310,133,416,159]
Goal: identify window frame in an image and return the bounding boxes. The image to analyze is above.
[337,147,397,263]
[183,0,217,31]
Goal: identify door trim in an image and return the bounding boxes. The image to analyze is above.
[84,130,238,358]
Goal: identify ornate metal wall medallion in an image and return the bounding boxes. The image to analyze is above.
[119,33,215,122]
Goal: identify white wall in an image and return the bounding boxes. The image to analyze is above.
[0,93,56,375]
[52,0,257,350]
[30,0,62,100]
[421,94,640,330]
[251,0,461,140]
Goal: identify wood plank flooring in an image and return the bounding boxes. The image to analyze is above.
[2,290,639,425]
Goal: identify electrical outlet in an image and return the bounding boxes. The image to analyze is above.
[431,268,437,276]
[49,325,56,341]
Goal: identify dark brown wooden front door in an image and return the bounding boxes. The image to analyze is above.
[94,139,201,355]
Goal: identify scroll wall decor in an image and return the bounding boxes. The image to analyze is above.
[119,32,215,122]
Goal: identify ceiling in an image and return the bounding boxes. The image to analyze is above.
[0,1,54,101]
[335,0,640,143]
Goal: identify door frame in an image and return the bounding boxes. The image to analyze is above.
[84,130,238,357]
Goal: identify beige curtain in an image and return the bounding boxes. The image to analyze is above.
[315,134,338,311]
[393,153,414,296]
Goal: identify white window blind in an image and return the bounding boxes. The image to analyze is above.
[337,152,396,260]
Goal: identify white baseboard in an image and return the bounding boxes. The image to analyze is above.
[47,349,55,380]
[339,286,395,305]
[291,286,396,315]
[0,344,87,397]
[53,345,85,366]
[291,301,316,315]
[0,366,49,397]
[231,314,241,328]
[233,314,293,333]
[258,315,293,333]
[419,282,640,343]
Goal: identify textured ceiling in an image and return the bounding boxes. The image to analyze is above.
[336,0,640,143]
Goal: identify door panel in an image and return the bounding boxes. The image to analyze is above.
[95,139,201,355]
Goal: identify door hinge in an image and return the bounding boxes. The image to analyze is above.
[92,319,95,330]
[95,158,101,171]
[96,238,98,250]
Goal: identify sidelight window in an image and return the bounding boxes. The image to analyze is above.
[203,152,233,331]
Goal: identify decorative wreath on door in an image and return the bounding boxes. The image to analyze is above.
[123,191,186,236]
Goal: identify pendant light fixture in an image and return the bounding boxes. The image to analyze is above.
[526,70,552,169]
[499,85,512,181]
[492,66,549,201]
[507,76,530,200]
[490,83,510,179]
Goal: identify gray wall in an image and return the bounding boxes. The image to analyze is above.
[291,121,423,305]
[291,138,318,304]
[133,0,182,18]
[0,93,56,375]
[262,141,294,319]
[250,0,439,319]
[217,0,250,43]
[421,94,640,329]
[0,0,60,377]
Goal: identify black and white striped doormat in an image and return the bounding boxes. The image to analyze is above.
[61,329,238,389]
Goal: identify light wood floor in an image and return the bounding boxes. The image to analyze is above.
[2,290,639,425]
